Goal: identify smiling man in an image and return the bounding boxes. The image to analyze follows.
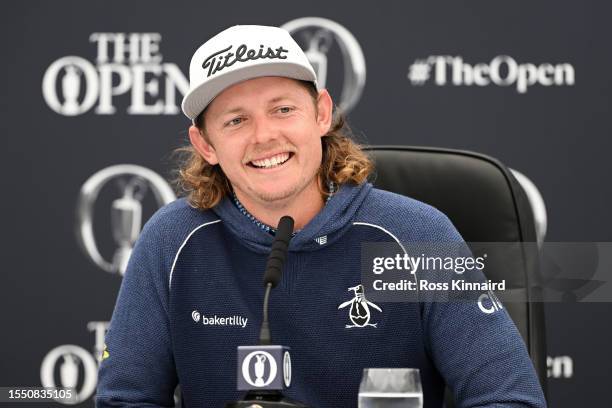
[96,25,546,407]
[188,75,333,230]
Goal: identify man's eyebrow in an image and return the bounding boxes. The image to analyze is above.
[218,95,298,116]
[267,95,294,104]
[219,106,245,116]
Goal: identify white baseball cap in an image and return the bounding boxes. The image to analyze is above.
[181,25,319,120]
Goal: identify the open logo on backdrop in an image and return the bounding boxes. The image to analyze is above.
[40,322,108,405]
[42,33,188,116]
[75,164,176,276]
[282,17,366,113]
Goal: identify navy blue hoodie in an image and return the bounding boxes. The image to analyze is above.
[96,182,546,407]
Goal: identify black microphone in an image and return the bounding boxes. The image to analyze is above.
[263,216,294,287]
[260,216,294,345]
[226,216,310,408]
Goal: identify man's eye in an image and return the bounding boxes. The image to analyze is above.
[226,117,243,127]
[277,106,293,114]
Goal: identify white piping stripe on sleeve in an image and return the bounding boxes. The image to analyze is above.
[352,221,408,255]
[352,221,418,286]
[169,219,222,289]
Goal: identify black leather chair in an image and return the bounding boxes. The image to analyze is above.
[364,146,547,403]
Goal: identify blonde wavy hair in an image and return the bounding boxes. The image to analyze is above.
[174,81,374,210]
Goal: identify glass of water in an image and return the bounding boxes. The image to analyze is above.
[358,368,423,408]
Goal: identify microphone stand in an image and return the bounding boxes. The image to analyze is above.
[225,216,310,408]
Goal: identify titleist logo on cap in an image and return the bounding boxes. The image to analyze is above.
[202,44,289,77]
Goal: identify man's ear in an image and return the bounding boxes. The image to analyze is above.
[189,125,219,165]
[316,89,333,137]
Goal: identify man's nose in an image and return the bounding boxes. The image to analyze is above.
[250,115,280,144]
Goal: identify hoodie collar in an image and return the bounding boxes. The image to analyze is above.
[211,182,373,254]
[230,181,337,236]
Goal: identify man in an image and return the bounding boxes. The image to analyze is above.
[96,25,546,407]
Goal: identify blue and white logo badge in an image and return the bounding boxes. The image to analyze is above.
[338,284,382,328]
[242,351,278,388]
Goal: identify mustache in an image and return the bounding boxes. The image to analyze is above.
[243,143,297,163]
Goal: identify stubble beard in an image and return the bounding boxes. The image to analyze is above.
[239,167,321,208]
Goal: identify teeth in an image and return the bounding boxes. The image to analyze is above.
[251,153,290,168]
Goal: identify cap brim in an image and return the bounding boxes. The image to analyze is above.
[181,61,318,120]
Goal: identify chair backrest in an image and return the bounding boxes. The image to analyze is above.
[364,146,547,396]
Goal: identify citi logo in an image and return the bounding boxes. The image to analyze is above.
[477,290,503,314]
[407,55,575,94]
[42,32,188,116]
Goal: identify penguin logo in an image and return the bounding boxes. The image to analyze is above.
[338,284,382,328]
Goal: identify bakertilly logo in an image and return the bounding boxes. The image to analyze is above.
[192,309,248,328]
[202,44,289,77]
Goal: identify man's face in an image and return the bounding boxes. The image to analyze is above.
[189,76,332,207]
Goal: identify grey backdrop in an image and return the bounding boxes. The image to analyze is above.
[1,1,610,406]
